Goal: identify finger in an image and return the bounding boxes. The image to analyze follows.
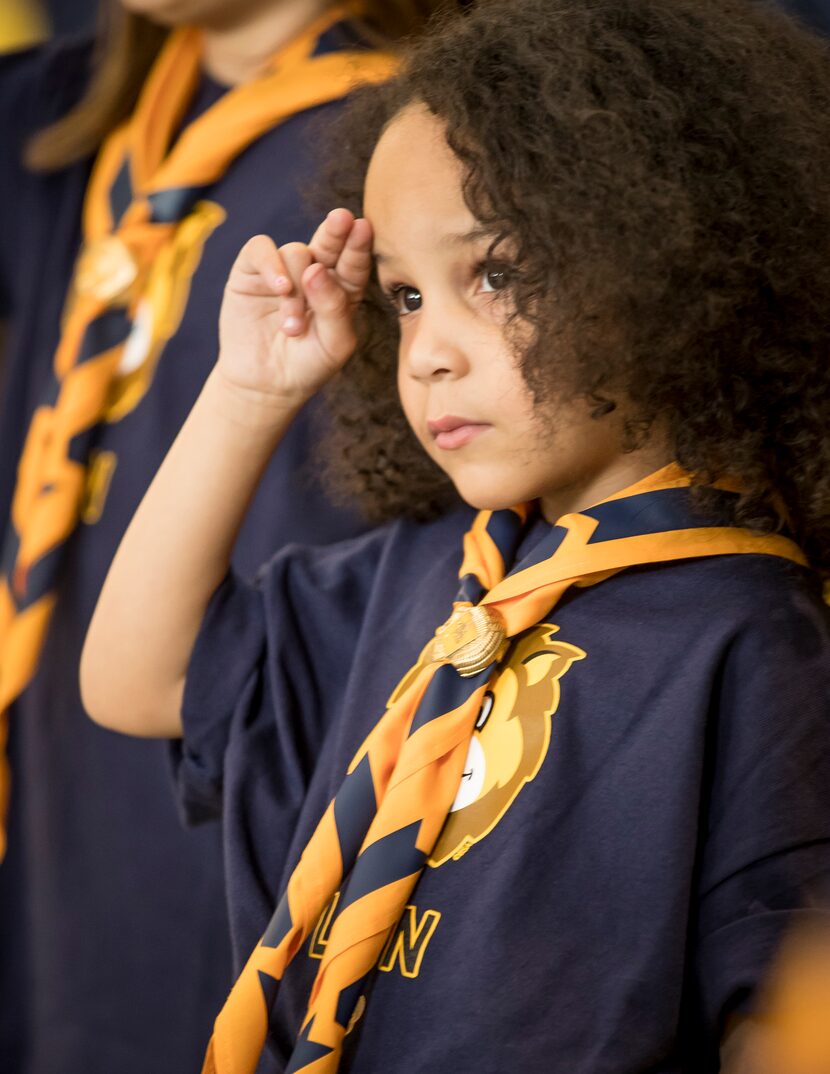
[308,208,356,270]
[307,213,373,300]
[302,262,356,366]
[333,217,373,299]
[277,242,314,335]
[230,235,295,296]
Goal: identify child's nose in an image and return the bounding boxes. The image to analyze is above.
[403,309,469,382]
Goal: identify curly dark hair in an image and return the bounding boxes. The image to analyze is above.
[319,0,830,574]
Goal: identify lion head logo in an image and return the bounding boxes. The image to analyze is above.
[103,200,226,422]
[427,623,585,868]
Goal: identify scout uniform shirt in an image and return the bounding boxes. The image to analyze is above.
[176,505,830,1073]
[0,24,370,1074]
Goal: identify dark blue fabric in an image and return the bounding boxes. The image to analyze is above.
[44,2,96,37]
[109,159,133,225]
[408,663,475,736]
[509,522,567,573]
[262,898,294,952]
[581,487,738,543]
[284,1019,335,1073]
[148,185,211,224]
[776,0,830,34]
[337,821,426,914]
[332,754,377,868]
[178,510,830,1074]
[0,34,370,1074]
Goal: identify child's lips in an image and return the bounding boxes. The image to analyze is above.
[427,416,491,451]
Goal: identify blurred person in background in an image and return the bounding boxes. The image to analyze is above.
[42,0,99,37]
[14,0,830,43]
[0,2,455,1072]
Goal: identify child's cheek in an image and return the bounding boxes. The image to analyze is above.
[396,361,429,448]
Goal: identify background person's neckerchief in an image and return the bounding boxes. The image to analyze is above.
[202,464,808,1074]
[0,7,395,859]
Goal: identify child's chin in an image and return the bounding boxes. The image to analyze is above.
[453,481,524,513]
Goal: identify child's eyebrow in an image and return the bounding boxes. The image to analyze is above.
[439,225,494,249]
[373,227,495,267]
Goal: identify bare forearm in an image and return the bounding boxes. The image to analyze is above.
[82,214,371,736]
[81,366,298,737]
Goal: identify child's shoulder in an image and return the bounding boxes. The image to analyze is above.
[565,550,828,685]
[664,552,826,634]
[691,557,828,696]
[629,554,829,697]
[699,553,829,687]
[612,550,825,626]
[255,502,474,601]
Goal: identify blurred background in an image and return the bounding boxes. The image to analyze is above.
[41,0,97,37]
[1,0,830,49]
[1,0,97,48]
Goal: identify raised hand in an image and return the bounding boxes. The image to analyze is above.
[218,208,373,409]
[82,211,375,738]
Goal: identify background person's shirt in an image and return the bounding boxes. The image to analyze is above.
[176,508,830,1073]
[776,0,830,34]
[0,26,370,1074]
[0,0,48,53]
[21,1,830,42]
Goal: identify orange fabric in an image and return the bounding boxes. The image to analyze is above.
[751,924,830,1074]
[460,503,530,589]
[0,13,395,858]
[0,585,55,857]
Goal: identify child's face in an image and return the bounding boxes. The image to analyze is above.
[364,105,657,519]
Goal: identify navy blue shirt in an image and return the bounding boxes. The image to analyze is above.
[178,507,830,1073]
[0,28,370,1074]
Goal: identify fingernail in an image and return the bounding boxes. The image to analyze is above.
[283,316,303,332]
[273,275,290,290]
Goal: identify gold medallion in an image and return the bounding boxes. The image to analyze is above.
[433,605,508,677]
[75,236,138,304]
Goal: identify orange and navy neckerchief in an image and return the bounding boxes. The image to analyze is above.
[0,5,395,858]
[202,465,809,1074]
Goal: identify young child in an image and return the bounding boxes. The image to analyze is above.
[81,1,830,1071]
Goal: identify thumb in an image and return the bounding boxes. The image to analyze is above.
[303,263,357,368]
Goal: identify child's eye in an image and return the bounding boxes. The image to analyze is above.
[479,266,510,294]
[389,285,422,316]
